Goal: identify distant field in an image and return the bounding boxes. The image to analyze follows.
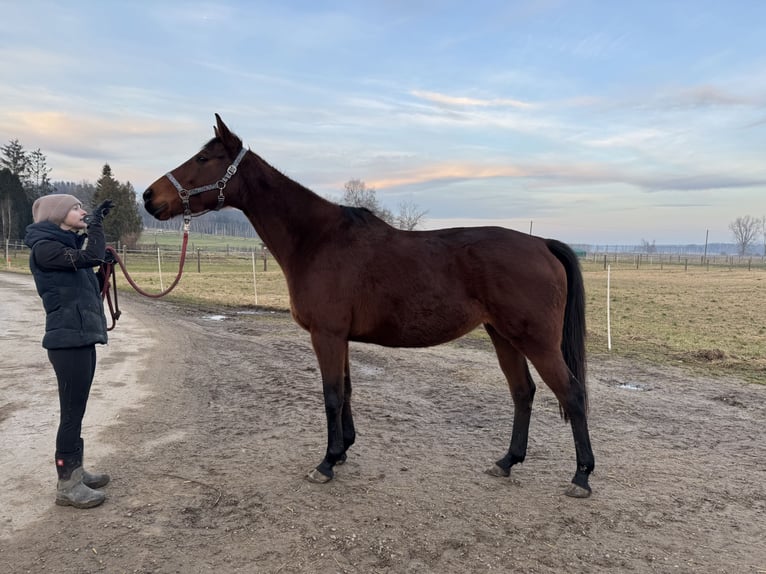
[5,234,764,384]
[137,229,262,252]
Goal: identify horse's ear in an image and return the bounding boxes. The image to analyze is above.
[215,113,230,139]
[214,113,240,152]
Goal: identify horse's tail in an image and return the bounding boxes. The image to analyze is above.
[545,239,588,419]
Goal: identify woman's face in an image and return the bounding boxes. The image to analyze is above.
[60,204,88,231]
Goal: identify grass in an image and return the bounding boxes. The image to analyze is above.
[5,241,765,384]
[581,264,766,383]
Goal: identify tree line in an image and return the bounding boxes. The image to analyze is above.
[1,140,142,246]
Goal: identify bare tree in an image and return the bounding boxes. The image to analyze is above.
[396,200,428,231]
[341,179,429,230]
[640,238,656,254]
[762,215,766,256]
[341,179,393,225]
[1,169,27,242]
[728,215,761,255]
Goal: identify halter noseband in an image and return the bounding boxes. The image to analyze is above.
[165,146,248,229]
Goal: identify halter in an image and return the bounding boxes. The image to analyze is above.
[164,146,248,230]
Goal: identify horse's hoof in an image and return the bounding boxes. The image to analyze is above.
[485,464,510,478]
[307,468,332,484]
[564,483,592,498]
[337,453,347,466]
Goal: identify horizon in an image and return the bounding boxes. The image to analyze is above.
[2,1,765,246]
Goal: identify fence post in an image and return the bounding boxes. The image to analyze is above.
[197,249,202,273]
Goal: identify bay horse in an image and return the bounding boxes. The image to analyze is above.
[143,114,595,498]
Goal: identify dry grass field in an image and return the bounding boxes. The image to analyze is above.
[581,264,766,383]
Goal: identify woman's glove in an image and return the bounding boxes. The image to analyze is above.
[85,199,115,225]
[103,248,118,264]
[94,199,115,218]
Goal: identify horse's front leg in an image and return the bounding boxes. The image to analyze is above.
[307,333,349,483]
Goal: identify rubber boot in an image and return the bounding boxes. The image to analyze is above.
[78,439,110,489]
[56,458,105,509]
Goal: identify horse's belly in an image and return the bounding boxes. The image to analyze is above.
[350,309,482,348]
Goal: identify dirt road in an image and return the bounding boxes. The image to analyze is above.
[1,271,764,573]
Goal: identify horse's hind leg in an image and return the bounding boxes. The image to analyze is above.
[307,333,348,483]
[337,348,356,465]
[483,325,536,479]
[527,349,594,498]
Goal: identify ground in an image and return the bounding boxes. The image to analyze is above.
[1,272,764,574]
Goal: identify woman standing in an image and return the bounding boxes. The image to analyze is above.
[24,194,114,509]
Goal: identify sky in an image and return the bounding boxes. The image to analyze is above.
[1,1,765,246]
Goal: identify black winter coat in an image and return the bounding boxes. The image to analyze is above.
[24,221,108,349]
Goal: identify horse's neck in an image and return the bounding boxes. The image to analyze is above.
[233,153,336,266]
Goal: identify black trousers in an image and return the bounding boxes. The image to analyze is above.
[47,345,97,459]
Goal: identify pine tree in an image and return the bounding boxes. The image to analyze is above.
[92,164,143,247]
[27,149,54,199]
[0,139,30,182]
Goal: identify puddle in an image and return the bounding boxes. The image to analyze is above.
[617,383,646,391]
[201,315,227,321]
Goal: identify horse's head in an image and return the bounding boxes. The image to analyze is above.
[143,114,247,221]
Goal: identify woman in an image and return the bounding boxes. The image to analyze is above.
[24,194,114,509]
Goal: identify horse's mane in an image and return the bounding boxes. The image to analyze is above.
[340,205,383,227]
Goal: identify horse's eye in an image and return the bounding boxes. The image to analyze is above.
[196,155,208,163]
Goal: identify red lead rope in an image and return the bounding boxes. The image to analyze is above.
[99,231,190,329]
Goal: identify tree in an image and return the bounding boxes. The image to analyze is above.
[1,141,54,238]
[0,139,31,182]
[341,179,394,224]
[0,168,30,242]
[728,215,761,256]
[396,199,428,231]
[341,179,428,230]
[640,239,656,254]
[92,164,143,247]
[762,216,766,257]
[27,149,54,199]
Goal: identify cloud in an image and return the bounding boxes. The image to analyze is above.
[411,90,535,109]
[584,129,667,149]
[668,85,765,108]
[368,162,527,189]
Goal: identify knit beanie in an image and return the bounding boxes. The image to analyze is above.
[32,194,82,225]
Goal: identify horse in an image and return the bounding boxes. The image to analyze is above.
[143,114,595,498]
